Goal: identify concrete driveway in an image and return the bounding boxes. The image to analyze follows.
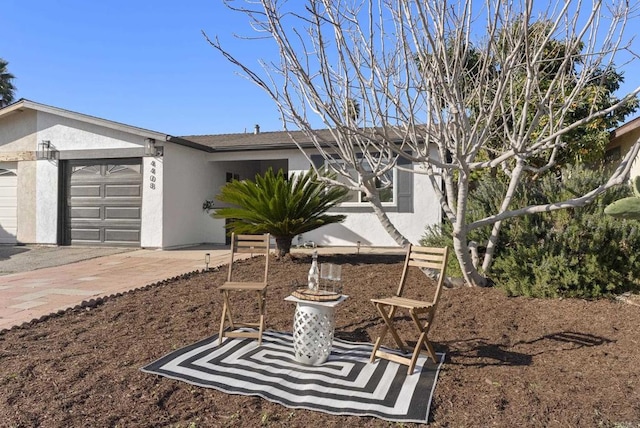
[0,245,135,276]
[0,245,230,332]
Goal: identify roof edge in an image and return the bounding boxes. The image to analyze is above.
[0,98,168,141]
[166,136,214,152]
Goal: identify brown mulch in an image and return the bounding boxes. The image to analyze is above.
[1,253,639,427]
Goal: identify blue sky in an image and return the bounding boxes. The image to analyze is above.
[2,1,640,137]
[2,0,283,136]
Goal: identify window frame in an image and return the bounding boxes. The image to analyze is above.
[325,159,398,208]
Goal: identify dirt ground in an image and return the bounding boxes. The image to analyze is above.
[1,253,639,427]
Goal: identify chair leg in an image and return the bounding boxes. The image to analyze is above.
[370,304,407,363]
[376,304,405,351]
[409,309,438,363]
[219,294,228,344]
[256,289,266,346]
[219,290,235,344]
[224,293,235,328]
[369,325,388,363]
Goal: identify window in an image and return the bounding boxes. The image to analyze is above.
[312,154,412,213]
[329,161,396,206]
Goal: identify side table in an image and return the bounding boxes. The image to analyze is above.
[284,294,348,365]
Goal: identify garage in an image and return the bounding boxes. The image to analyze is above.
[0,164,18,244]
[63,159,142,246]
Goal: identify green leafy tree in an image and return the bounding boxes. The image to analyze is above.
[488,20,638,168]
[214,168,348,257]
[0,58,16,107]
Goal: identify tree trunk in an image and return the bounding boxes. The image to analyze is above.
[274,236,292,257]
[364,184,410,247]
[452,225,488,287]
[482,161,525,273]
[451,166,488,287]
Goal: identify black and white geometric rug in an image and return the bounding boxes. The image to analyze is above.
[141,329,445,423]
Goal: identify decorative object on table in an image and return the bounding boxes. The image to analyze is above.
[307,249,319,291]
[320,262,342,293]
[217,233,271,346]
[285,294,348,365]
[370,245,449,375]
[291,288,341,302]
[141,329,445,424]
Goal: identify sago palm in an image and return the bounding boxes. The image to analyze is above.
[214,168,348,256]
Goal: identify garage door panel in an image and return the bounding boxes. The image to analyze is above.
[66,160,142,246]
[70,206,102,219]
[105,184,141,197]
[105,206,141,219]
[71,228,102,242]
[71,185,101,197]
[0,198,17,208]
[105,228,140,243]
[0,211,17,225]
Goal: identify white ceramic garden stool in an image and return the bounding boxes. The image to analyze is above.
[285,295,348,365]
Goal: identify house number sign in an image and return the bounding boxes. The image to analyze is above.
[149,160,157,190]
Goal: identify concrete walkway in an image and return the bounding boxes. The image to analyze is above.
[0,245,403,332]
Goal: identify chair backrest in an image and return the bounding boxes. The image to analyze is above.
[227,233,271,284]
[396,244,449,305]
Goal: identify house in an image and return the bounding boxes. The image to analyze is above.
[0,99,441,248]
[606,115,640,179]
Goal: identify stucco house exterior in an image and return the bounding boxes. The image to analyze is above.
[0,99,441,248]
[606,115,640,179]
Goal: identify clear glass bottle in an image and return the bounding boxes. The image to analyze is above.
[307,250,319,291]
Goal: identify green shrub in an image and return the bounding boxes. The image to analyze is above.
[423,165,640,298]
[492,213,640,298]
[421,223,464,278]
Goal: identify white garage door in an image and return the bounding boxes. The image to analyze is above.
[0,167,18,244]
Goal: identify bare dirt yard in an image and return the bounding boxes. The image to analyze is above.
[1,253,639,427]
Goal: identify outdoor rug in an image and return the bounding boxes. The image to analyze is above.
[142,329,445,423]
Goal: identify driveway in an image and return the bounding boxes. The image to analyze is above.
[0,245,231,331]
[0,245,135,275]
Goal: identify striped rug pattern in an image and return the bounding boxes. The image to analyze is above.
[142,329,444,423]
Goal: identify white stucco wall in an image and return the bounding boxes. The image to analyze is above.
[141,156,164,247]
[161,143,219,248]
[36,112,147,151]
[0,110,37,152]
[35,159,58,244]
[16,161,37,243]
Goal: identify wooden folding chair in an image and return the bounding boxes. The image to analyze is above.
[218,233,270,345]
[369,245,449,374]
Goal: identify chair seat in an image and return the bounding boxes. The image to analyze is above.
[219,281,267,291]
[371,296,434,310]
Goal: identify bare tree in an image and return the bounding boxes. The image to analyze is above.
[207,0,640,287]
